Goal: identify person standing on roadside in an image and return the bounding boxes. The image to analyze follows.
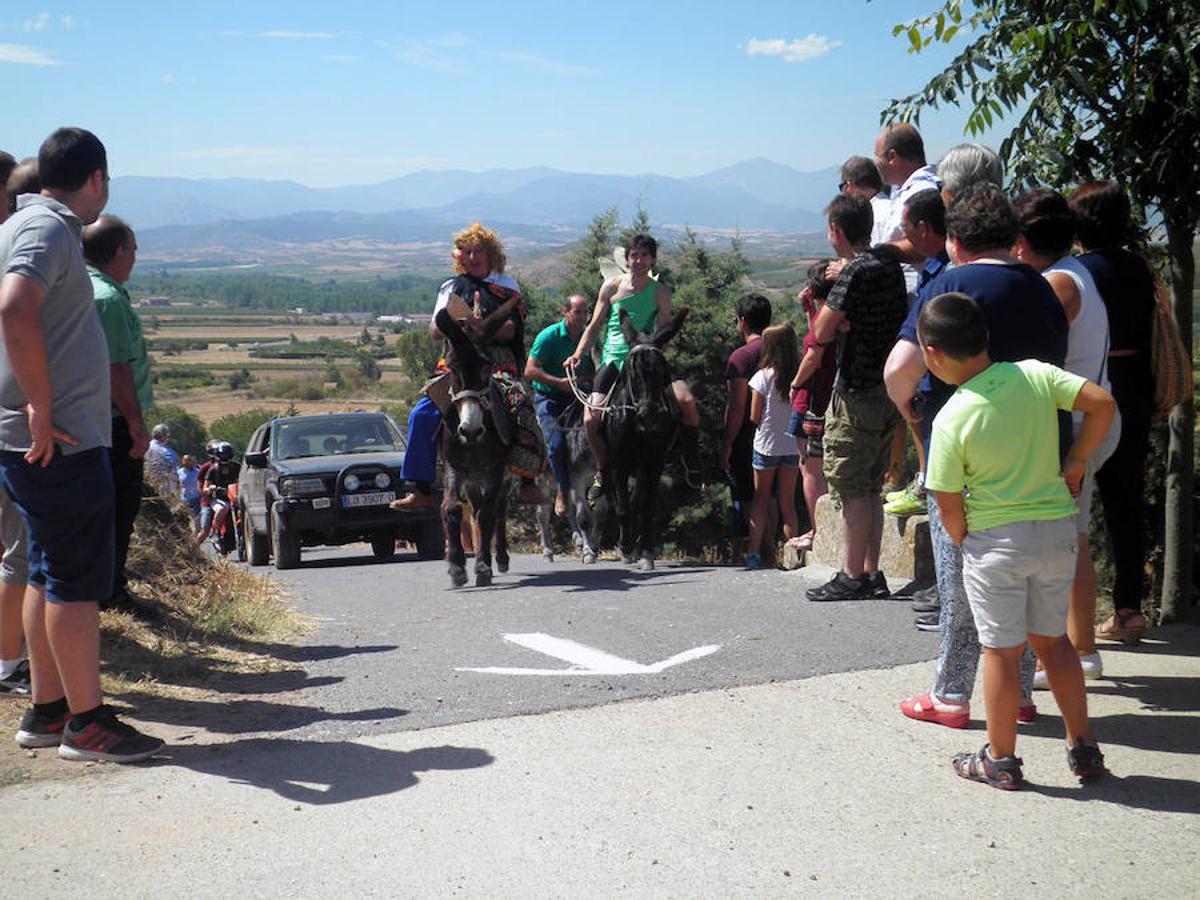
[0,127,163,763]
[84,214,156,620]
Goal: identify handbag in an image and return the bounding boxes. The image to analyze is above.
[1150,277,1193,420]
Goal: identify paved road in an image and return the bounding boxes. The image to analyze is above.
[5,546,1197,896]
[245,547,938,739]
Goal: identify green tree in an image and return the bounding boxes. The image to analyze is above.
[355,348,382,382]
[209,407,278,457]
[883,0,1199,618]
[562,206,619,301]
[395,327,441,385]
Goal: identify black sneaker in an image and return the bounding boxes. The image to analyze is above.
[0,659,31,695]
[910,584,941,613]
[864,571,890,599]
[58,706,165,763]
[1067,739,1107,781]
[806,571,867,602]
[15,704,68,748]
[914,612,940,632]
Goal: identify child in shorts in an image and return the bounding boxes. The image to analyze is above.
[745,323,802,569]
[919,292,1115,790]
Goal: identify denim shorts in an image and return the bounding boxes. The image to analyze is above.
[0,485,28,585]
[0,447,115,603]
[753,450,800,470]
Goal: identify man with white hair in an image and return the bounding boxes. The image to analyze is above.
[145,423,180,498]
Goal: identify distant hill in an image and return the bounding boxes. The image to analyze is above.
[123,159,841,270]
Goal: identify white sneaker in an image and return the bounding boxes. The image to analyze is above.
[1034,652,1103,690]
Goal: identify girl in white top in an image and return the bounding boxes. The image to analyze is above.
[745,323,801,568]
[1014,187,1122,681]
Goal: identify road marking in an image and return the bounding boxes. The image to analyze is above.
[456,632,721,676]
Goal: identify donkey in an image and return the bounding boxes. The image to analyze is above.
[599,306,689,570]
[435,299,520,587]
[535,401,604,564]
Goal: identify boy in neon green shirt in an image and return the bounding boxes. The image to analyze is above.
[920,292,1116,790]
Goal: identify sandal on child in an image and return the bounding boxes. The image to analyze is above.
[952,744,1024,790]
[899,692,969,729]
[1096,610,1146,645]
[786,534,814,551]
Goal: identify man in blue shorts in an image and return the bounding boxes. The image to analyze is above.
[0,128,163,763]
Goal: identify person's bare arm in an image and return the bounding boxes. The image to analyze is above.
[110,362,149,458]
[811,305,846,345]
[885,236,922,265]
[748,386,765,426]
[655,282,673,331]
[934,490,967,545]
[0,273,75,466]
[1044,270,1082,324]
[791,344,825,391]
[721,377,749,470]
[524,354,570,394]
[884,338,927,424]
[566,280,615,369]
[1062,381,1117,496]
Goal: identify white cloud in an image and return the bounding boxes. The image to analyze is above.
[0,43,60,65]
[491,51,594,77]
[60,14,75,29]
[260,30,335,40]
[393,35,471,73]
[161,73,175,83]
[22,12,51,32]
[745,35,841,63]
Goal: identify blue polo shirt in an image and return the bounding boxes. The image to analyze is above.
[529,319,577,398]
[898,260,1068,452]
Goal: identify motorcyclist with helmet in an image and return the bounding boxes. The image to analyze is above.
[195,441,240,548]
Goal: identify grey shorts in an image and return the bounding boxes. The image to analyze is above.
[961,517,1077,648]
[0,485,28,585]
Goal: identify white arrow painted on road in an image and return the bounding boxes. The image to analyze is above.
[456,632,721,676]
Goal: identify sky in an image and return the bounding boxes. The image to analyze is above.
[2,1,1003,187]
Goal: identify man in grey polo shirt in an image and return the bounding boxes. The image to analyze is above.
[0,127,163,763]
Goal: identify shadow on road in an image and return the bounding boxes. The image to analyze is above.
[449,563,716,594]
[1023,773,1200,814]
[119,692,409,736]
[162,738,494,805]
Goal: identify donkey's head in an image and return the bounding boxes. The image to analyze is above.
[617,306,689,420]
[435,295,519,443]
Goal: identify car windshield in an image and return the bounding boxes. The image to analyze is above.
[271,415,405,460]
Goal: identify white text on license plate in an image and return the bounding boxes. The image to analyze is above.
[342,491,396,508]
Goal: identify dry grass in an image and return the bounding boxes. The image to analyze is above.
[0,496,310,786]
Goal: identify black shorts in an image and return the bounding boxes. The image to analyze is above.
[593,362,619,396]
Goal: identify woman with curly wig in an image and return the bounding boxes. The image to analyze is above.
[393,223,545,512]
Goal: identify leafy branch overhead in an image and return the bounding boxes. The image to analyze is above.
[882,0,1200,226]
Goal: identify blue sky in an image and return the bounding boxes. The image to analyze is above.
[3,2,1000,187]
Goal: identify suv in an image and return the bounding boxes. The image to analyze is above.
[238,412,443,569]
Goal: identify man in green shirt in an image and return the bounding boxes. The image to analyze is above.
[84,215,154,619]
[525,294,589,516]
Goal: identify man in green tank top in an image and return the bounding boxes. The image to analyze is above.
[565,234,700,504]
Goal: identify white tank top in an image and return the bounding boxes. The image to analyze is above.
[1046,255,1110,391]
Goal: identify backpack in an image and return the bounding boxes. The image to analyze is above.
[1151,277,1194,419]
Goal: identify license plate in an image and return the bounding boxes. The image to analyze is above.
[341,491,395,508]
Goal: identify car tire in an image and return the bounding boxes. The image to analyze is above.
[245,511,270,567]
[415,518,445,561]
[271,504,301,570]
[370,531,397,562]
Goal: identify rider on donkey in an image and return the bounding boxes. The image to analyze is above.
[393,222,545,512]
[564,233,701,506]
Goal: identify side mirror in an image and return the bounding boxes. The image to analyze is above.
[244,451,268,468]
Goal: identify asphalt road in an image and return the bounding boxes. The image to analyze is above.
[254,545,939,740]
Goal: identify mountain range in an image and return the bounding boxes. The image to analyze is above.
[115,158,842,268]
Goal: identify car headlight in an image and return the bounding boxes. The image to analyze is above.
[281,477,326,497]
[344,474,361,491]
[374,472,391,489]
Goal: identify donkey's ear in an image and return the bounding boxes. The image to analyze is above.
[618,307,641,346]
[436,308,474,359]
[652,305,690,349]
[480,294,521,342]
